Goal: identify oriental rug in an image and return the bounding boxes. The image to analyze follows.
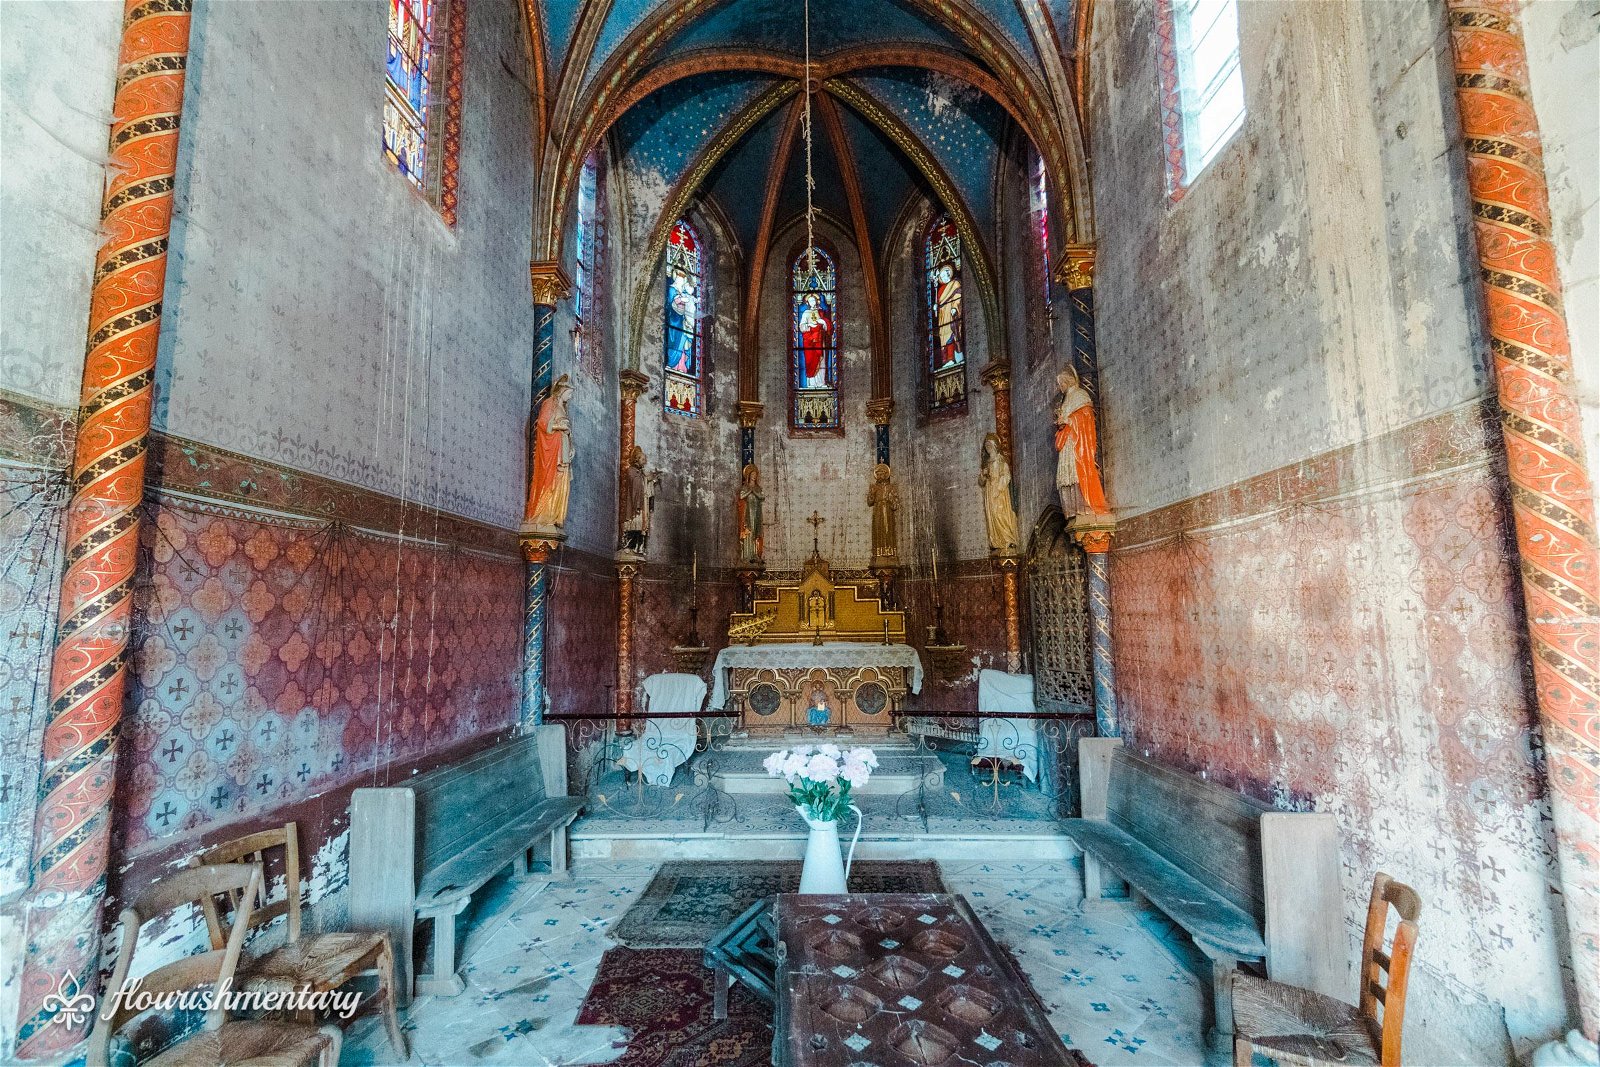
[610,860,945,948]
[572,947,771,1067]
[570,945,1097,1067]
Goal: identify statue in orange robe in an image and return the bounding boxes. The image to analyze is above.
[1054,366,1109,515]
[525,375,575,530]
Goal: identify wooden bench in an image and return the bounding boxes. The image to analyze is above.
[348,725,582,1002]
[1063,738,1345,1049]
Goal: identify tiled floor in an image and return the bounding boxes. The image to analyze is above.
[344,859,1217,1067]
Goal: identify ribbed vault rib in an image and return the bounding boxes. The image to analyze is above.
[738,95,807,402]
[814,91,888,401]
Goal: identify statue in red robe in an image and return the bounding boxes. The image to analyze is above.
[525,375,575,530]
[798,293,833,387]
[1054,367,1109,515]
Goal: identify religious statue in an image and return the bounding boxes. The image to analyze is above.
[933,261,963,368]
[979,433,1020,555]
[666,269,698,374]
[798,293,834,388]
[1054,366,1110,515]
[807,589,829,631]
[526,374,575,530]
[736,463,765,563]
[620,445,658,554]
[867,463,899,563]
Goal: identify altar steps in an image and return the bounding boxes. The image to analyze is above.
[571,751,1079,864]
[706,746,945,795]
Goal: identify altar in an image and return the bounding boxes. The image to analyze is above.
[719,545,920,734]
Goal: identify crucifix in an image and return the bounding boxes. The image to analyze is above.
[806,510,826,556]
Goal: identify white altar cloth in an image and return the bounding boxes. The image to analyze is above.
[616,673,705,786]
[974,670,1039,781]
[709,641,924,709]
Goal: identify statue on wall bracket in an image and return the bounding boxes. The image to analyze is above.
[737,463,765,565]
[620,445,659,556]
[1054,365,1111,517]
[868,462,900,565]
[523,373,575,538]
[980,432,1021,556]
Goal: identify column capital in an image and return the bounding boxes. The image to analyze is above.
[1068,512,1116,553]
[619,369,649,401]
[529,261,573,305]
[866,397,895,425]
[1054,244,1096,289]
[521,529,566,563]
[737,400,764,429]
[980,361,1012,391]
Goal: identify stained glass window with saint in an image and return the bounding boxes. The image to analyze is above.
[664,220,704,416]
[925,215,967,414]
[385,0,433,188]
[791,246,839,431]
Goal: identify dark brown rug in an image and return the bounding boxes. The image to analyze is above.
[572,947,771,1067]
[610,860,946,948]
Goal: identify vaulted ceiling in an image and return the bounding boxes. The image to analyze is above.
[525,0,1095,264]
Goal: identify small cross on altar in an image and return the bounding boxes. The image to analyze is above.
[806,510,826,556]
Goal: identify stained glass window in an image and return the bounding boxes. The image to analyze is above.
[385,0,434,189]
[575,155,602,380]
[664,220,704,416]
[925,215,967,414]
[1031,154,1052,312]
[790,246,839,431]
[1162,0,1245,193]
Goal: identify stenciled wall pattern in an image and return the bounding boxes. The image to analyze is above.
[116,498,522,855]
[1112,414,1566,1061]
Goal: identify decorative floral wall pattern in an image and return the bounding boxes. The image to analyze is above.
[116,499,522,856]
[1113,459,1567,1054]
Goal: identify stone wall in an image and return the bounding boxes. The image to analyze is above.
[1077,0,1570,1058]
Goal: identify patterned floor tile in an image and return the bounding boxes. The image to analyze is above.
[344,858,1216,1067]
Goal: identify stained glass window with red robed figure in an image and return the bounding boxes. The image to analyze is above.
[925,215,967,414]
[385,0,434,189]
[664,220,704,416]
[791,246,839,431]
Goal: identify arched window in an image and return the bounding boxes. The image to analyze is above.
[663,220,704,416]
[385,0,463,221]
[925,215,967,415]
[790,246,840,431]
[574,154,604,381]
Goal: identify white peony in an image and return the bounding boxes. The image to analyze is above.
[817,743,842,759]
[804,753,840,782]
[839,757,870,789]
[762,751,786,776]
[781,752,810,780]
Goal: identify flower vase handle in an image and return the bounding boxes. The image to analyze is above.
[844,803,864,881]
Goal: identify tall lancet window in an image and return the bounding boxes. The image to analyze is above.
[385,0,463,221]
[790,246,840,431]
[385,0,434,188]
[663,220,704,416]
[574,155,602,381]
[1158,0,1245,196]
[925,215,967,415]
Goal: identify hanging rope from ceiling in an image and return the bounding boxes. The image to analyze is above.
[802,0,819,281]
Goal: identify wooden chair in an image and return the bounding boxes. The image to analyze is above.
[190,822,409,1059]
[88,863,339,1067]
[1231,872,1422,1067]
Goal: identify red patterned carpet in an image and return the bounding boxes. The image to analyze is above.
[573,947,771,1067]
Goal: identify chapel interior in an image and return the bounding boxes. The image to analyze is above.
[1,1,1597,1065]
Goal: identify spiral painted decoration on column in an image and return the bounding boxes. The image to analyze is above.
[1448,0,1599,1038]
[17,0,192,1054]
[1085,550,1118,738]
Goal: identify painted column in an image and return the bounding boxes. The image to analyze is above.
[615,560,639,729]
[1447,1,1600,1044]
[737,400,762,468]
[868,397,893,466]
[521,262,572,728]
[16,2,194,1055]
[982,364,1022,671]
[615,371,648,733]
[1070,518,1118,737]
[1060,244,1099,401]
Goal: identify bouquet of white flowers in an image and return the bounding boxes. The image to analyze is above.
[762,743,879,823]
